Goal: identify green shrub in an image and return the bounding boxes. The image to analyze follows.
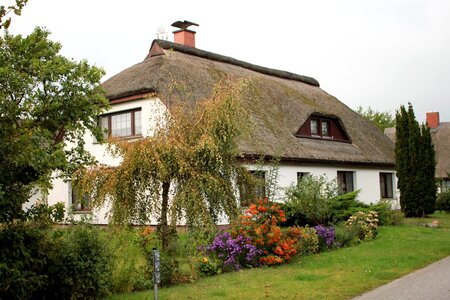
[285,175,370,225]
[146,249,181,286]
[285,175,338,225]
[108,226,150,293]
[334,223,360,247]
[0,223,48,300]
[198,257,219,276]
[436,190,450,212]
[296,226,319,256]
[383,209,404,225]
[0,223,112,300]
[345,211,379,243]
[329,190,366,223]
[45,225,112,300]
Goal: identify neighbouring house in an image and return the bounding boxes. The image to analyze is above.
[29,21,398,224]
[385,111,450,192]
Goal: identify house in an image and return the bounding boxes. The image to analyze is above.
[427,112,450,191]
[37,22,398,223]
[385,112,450,192]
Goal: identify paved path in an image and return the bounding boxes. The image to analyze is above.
[353,256,450,300]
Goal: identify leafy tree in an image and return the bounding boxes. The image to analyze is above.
[0,28,108,222]
[79,81,251,249]
[395,103,436,217]
[0,0,28,29]
[356,106,395,131]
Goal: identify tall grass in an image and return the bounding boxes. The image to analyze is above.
[104,212,450,300]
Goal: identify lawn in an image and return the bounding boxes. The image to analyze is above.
[104,212,450,300]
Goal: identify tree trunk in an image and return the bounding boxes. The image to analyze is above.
[160,181,170,250]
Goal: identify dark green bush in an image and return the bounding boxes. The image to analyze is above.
[0,223,112,300]
[329,190,366,223]
[44,225,112,300]
[436,190,450,212]
[0,223,48,300]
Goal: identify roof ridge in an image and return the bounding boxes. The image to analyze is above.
[149,39,320,87]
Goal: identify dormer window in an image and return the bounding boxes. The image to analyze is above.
[296,114,350,142]
[311,118,330,137]
[311,119,318,135]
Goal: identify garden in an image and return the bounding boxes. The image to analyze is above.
[6,175,446,300]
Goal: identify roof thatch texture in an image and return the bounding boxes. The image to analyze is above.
[385,124,450,178]
[432,123,450,178]
[102,40,395,167]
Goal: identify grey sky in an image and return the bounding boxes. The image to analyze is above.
[8,0,450,123]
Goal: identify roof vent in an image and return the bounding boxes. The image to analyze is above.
[171,20,199,48]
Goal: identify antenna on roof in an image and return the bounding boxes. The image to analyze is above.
[171,20,199,31]
[155,26,168,40]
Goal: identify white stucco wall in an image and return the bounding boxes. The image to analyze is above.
[24,96,167,224]
[25,96,399,224]
[244,162,399,208]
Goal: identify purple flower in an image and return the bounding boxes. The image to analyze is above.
[205,231,262,271]
[314,225,336,248]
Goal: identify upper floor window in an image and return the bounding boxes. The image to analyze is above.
[311,118,331,138]
[98,108,142,139]
[295,114,350,142]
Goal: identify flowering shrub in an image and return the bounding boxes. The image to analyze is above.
[206,231,261,271]
[232,198,298,265]
[314,225,336,251]
[296,226,319,255]
[345,211,379,242]
[198,257,219,276]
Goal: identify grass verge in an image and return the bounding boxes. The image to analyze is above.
[104,212,450,300]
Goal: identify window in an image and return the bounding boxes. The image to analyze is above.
[379,173,394,198]
[337,171,354,194]
[311,119,318,135]
[69,182,91,212]
[98,108,142,139]
[297,172,310,185]
[440,180,450,192]
[239,170,266,206]
[251,171,266,199]
[321,120,330,137]
[310,118,331,138]
[295,115,350,142]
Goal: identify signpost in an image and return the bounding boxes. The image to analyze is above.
[153,248,160,300]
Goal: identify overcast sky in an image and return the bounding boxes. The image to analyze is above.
[7,0,450,123]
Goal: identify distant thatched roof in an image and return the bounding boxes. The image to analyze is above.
[385,124,450,178]
[103,40,395,167]
[432,123,450,178]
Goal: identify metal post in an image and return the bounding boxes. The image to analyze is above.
[152,248,160,300]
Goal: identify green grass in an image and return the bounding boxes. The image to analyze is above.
[104,212,450,300]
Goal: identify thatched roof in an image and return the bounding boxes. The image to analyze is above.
[103,40,395,167]
[385,124,450,178]
[432,123,450,179]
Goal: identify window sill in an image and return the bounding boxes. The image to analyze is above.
[71,210,93,214]
[295,135,351,143]
[93,135,143,144]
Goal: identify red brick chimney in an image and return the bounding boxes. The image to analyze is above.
[171,20,198,48]
[426,112,440,129]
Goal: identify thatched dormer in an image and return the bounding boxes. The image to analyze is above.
[102,39,394,167]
